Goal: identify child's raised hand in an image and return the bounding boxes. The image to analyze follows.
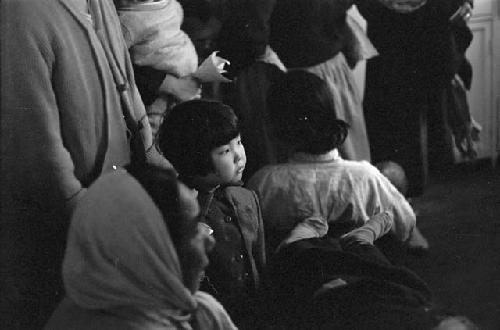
[159,74,202,102]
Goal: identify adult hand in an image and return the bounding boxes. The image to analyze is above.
[159,74,202,102]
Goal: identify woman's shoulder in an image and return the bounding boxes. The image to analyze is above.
[44,297,139,330]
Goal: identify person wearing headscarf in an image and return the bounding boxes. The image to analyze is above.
[44,166,237,330]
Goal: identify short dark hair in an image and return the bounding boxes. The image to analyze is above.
[267,70,348,155]
[158,99,240,180]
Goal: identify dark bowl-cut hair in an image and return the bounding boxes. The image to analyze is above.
[157,99,240,182]
[267,70,348,155]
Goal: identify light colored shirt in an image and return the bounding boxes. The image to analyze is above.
[247,149,415,249]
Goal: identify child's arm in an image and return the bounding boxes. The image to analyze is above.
[158,74,202,102]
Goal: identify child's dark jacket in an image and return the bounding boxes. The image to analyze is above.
[198,184,266,320]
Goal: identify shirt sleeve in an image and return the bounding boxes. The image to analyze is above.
[367,167,416,241]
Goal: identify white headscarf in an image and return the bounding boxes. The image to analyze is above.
[63,170,237,330]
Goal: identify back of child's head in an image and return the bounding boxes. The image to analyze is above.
[267,70,348,155]
[158,99,240,179]
[376,161,409,197]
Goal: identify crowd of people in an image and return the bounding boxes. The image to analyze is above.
[1,0,479,329]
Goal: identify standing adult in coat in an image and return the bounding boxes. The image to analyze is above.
[356,0,474,196]
[0,0,167,328]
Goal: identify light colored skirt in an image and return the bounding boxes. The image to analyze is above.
[301,53,371,162]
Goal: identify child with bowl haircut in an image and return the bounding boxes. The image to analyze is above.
[157,99,265,327]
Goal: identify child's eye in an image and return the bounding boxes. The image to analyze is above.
[218,148,230,155]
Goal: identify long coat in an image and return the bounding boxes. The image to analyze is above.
[0,0,153,328]
[357,0,471,196]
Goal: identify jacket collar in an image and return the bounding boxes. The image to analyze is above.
[289,149,341,164]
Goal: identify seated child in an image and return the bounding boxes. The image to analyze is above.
[115,0,201,136]
[247,70,416,252]
[157,99,266,326]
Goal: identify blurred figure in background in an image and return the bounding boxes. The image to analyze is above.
[115,0,201,137]
[357,0,474,197]
[269,0,376,164]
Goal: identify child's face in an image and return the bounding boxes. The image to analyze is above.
[204,135,246,187]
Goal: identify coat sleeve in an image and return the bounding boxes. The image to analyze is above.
[1,2,84,213]
[250,190,267,272]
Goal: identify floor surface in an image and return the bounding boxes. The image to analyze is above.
[404,162,500,330]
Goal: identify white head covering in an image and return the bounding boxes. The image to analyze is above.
[63,170,236,330]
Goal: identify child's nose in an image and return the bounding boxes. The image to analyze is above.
[234,145,245,163]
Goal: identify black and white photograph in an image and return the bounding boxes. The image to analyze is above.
[1,0,500,329]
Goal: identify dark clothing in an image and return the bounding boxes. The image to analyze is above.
[262,237,440,329]
[269,0,353,68]
[216,0,276,77]
[268,0,372,162]
[225,62,288,180]
[132,65,166,106]
[198,185,266,326]
[357,0,472,196]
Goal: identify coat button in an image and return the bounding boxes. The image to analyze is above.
[224,215,232,223]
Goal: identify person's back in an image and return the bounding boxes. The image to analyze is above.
[247,71,415,252]
[157,100,265,328]
[249,153,414,251]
